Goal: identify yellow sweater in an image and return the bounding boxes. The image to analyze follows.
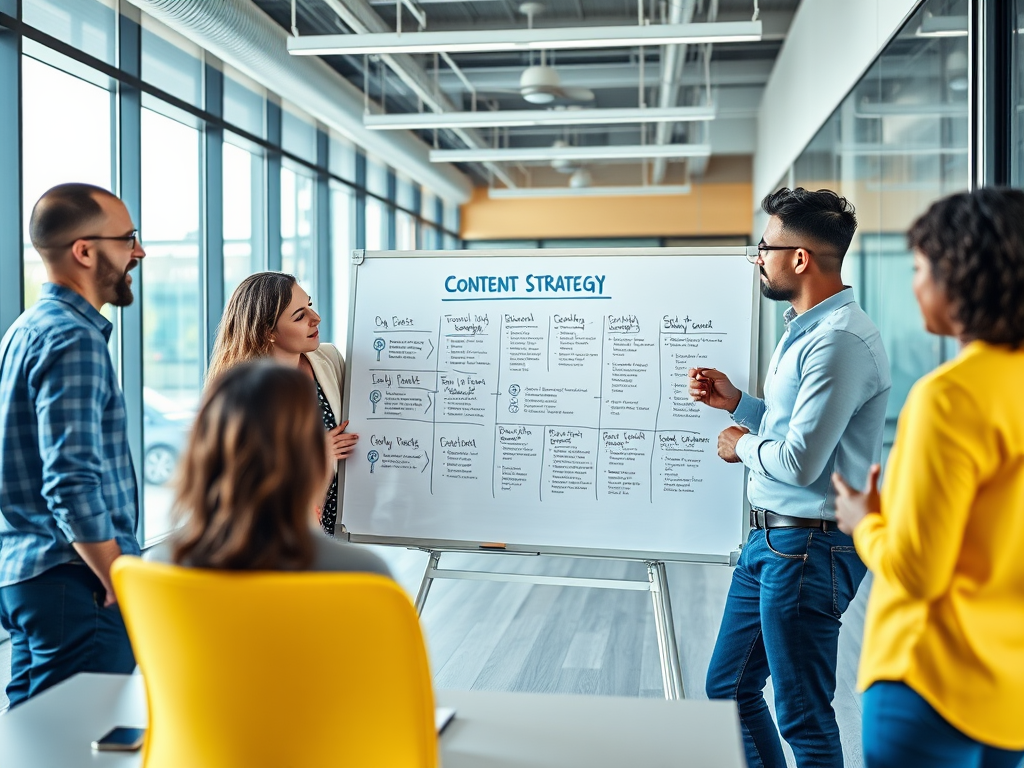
[854,341,1024,750]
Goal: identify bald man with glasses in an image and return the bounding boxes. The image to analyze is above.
[690,188,891,768]
[0,183,145,707]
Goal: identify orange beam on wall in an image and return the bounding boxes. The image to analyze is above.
[460,181,753,240]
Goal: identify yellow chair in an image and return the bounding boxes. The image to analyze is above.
[111,556,437,768]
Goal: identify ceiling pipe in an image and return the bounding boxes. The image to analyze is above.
[651,0,697,184]
[431,143,712,163]
[430,59,771,92]
[126,0,472,202]
[318,0,518,189]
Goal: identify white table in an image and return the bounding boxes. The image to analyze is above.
[0,673,744,768]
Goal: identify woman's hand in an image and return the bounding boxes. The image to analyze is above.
[327,421,360,461]
[832,464,882,536]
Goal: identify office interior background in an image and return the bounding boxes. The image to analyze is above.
[0,0,1019,763]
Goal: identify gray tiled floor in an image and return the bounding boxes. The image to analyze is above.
[372,546,869,768]
[0,548,869,767]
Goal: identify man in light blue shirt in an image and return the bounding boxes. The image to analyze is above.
[691,188,890,768]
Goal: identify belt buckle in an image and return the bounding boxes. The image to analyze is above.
[751,507,766,530]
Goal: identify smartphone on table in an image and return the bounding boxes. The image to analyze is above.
[91,726,146,751]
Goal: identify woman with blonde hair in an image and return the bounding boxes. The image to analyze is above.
[208,272,354,536]
[149,360,388,575]
[834,188,1024,768]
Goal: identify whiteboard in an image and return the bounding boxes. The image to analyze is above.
[340,248,758,562]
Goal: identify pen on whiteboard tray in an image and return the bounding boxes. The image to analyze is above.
[479,542,507,550]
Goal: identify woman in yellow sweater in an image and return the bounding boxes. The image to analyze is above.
[833,188,1024,768]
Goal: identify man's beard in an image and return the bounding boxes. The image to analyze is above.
[98,251,136,307]
[760,268,796,302]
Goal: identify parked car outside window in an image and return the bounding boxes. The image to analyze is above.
[142,387,193,485]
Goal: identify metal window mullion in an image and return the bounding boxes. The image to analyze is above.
[316,128,332,338]
[118,11,145,543]
[976,0,1010,186]
[203,63,224,373]
[434,196,443,250]
[266,100,283,272]
[386,168,397,250]
[0,7,23,338]
[355,150,367,250]
[412,183,422,249]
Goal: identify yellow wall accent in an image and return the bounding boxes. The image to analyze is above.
[460,181,754,240]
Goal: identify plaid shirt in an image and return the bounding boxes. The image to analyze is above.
[0,283,139,587]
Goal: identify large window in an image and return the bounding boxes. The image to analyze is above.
[140,105,203,543]
[21,54,114,309]
[443,201,460,249]
[223,137,265,302]
[281,162,317,295]
[141,17,202,108]
[3,2,469,553]
[23,0,116,66]
[331,183,355,345]
[224,69,265,139]
[396,210,416,250]
[365,196,386,251]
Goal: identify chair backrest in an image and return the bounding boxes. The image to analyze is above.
[111,556,437,768]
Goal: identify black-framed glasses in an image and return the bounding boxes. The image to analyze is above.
[66,230,139,249]
[745,240,812,264]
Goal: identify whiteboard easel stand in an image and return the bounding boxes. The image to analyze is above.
[343,247,762,702]
[412,549,685,699]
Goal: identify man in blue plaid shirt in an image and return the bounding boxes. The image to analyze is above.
[0,183,145,707]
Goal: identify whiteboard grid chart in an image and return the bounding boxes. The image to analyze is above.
[340,249,759,562]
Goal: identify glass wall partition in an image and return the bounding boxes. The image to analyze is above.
[786,0,969,444]
[1012,0,1024,185]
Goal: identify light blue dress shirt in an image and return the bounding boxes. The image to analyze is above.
[732,288,891,521]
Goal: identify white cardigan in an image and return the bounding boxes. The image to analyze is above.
[305,343,347,472]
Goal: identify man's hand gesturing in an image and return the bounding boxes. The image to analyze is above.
[688,368,742,413]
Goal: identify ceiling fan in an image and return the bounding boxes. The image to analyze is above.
[518,61,595,105]
[511,3,596,105]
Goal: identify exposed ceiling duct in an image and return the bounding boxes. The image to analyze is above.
[126,0,473,203]
[316,0,518,189]
[651,0,697,184]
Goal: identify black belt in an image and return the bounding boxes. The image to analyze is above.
[750,507,838,532]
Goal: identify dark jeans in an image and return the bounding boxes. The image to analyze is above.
[706,527,866,768]
[0,563,135,708]
[863,682,1024,768]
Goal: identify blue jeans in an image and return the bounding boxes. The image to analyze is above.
[0,563,135,708]
[863,682,1024,768]
[706,527,866,768]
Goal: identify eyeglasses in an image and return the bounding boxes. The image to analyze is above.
[745,240,812,264]
[66,230,139,249]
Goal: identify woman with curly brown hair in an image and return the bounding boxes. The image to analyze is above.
[833,188,1024,768]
